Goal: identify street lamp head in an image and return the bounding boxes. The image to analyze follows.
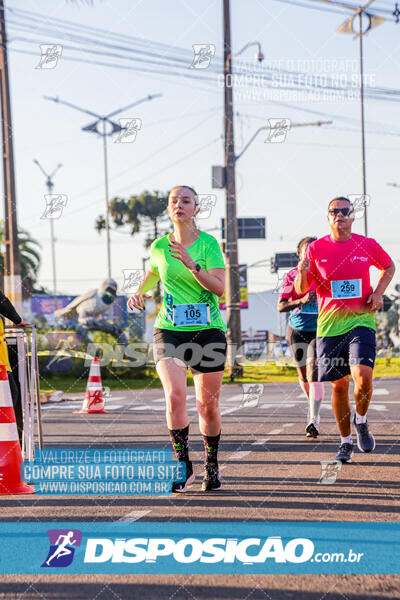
[234,41,264,62]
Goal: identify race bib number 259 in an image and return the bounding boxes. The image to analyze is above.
[331,279,362,299]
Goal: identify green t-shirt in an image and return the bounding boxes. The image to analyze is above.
[150,231,227,332]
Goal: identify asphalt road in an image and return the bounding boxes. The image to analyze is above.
[1,378,399,599]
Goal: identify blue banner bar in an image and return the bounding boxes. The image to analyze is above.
[0,522,398,574]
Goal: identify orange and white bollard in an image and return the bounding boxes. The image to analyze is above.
[0,365,34,494]
[76,357,107,414]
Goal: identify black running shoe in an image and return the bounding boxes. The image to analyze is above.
[201,462,221,492]
[306,417,320,439]
[353,414,375,453]
[172,461,195,493]
[335,443,354,463]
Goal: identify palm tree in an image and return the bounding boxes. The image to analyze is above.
[0,222,42,297]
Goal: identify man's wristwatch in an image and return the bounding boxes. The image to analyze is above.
[191,263,201,273]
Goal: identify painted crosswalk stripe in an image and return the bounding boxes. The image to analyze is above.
[118,510,151,522]
[297,387,389,398]
[260,403,296,409]
[229,450,251,460]
[222,394,248,403]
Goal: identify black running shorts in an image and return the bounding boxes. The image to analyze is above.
[286,324,318,380]
[153,327,227,373]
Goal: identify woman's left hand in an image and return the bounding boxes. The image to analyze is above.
[168,240,196,270]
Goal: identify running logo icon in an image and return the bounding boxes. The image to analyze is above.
[318,461,342,485]
[189,44,216,69]
[197,194,216,219]
[41,194,68,220]
[264,119,291,143]
[241,384,264,408]
[41,529,82,567]
[36,44,63,69]
[114,118,142,143]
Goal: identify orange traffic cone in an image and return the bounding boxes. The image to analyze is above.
[0,365,34,494]
[77,357,107,414]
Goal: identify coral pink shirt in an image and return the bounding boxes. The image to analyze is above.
[306,233,391,337]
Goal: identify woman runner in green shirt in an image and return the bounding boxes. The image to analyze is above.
[128,186,227,493]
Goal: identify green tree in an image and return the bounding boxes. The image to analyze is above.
[95,190,170,313]
[95,190,170,246]
[0,222,42,298]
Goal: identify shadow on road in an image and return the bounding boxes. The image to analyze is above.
[0,581,399,600]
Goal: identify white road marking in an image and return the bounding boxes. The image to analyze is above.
[130,405,152,411]
[41,401,82,410]
[118,510,151,522]
[259,403,296,409]
[221,405,244,416]
[296,388,389,402]
[297,388,389,398]
[252,429,283,445]
[370,405,388,412]
[221,394,246,403]
[369,401,400,404]
[104,404,123,411]
[228,450,252,460]
[282,423,295,428]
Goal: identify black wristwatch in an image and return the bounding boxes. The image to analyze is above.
[192,263,201,273]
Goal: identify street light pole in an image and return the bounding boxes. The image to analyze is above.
[0,0,22,311]
[333,0,391,235]
[223,0,242,378]
[358,12,368,236]
[33,160,62,293]
[44,93,162,280]
[234,120,332,163]
[101,118,112,278]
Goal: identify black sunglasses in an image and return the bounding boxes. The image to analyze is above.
[328,207,353,216]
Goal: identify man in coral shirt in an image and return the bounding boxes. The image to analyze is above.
[295,197,395,463]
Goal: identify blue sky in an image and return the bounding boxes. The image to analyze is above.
[4,0,400,295]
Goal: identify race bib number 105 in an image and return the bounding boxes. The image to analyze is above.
[172,303,210,327]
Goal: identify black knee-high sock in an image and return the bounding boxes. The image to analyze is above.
[169,424,190,462]
[203,432,221,465]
